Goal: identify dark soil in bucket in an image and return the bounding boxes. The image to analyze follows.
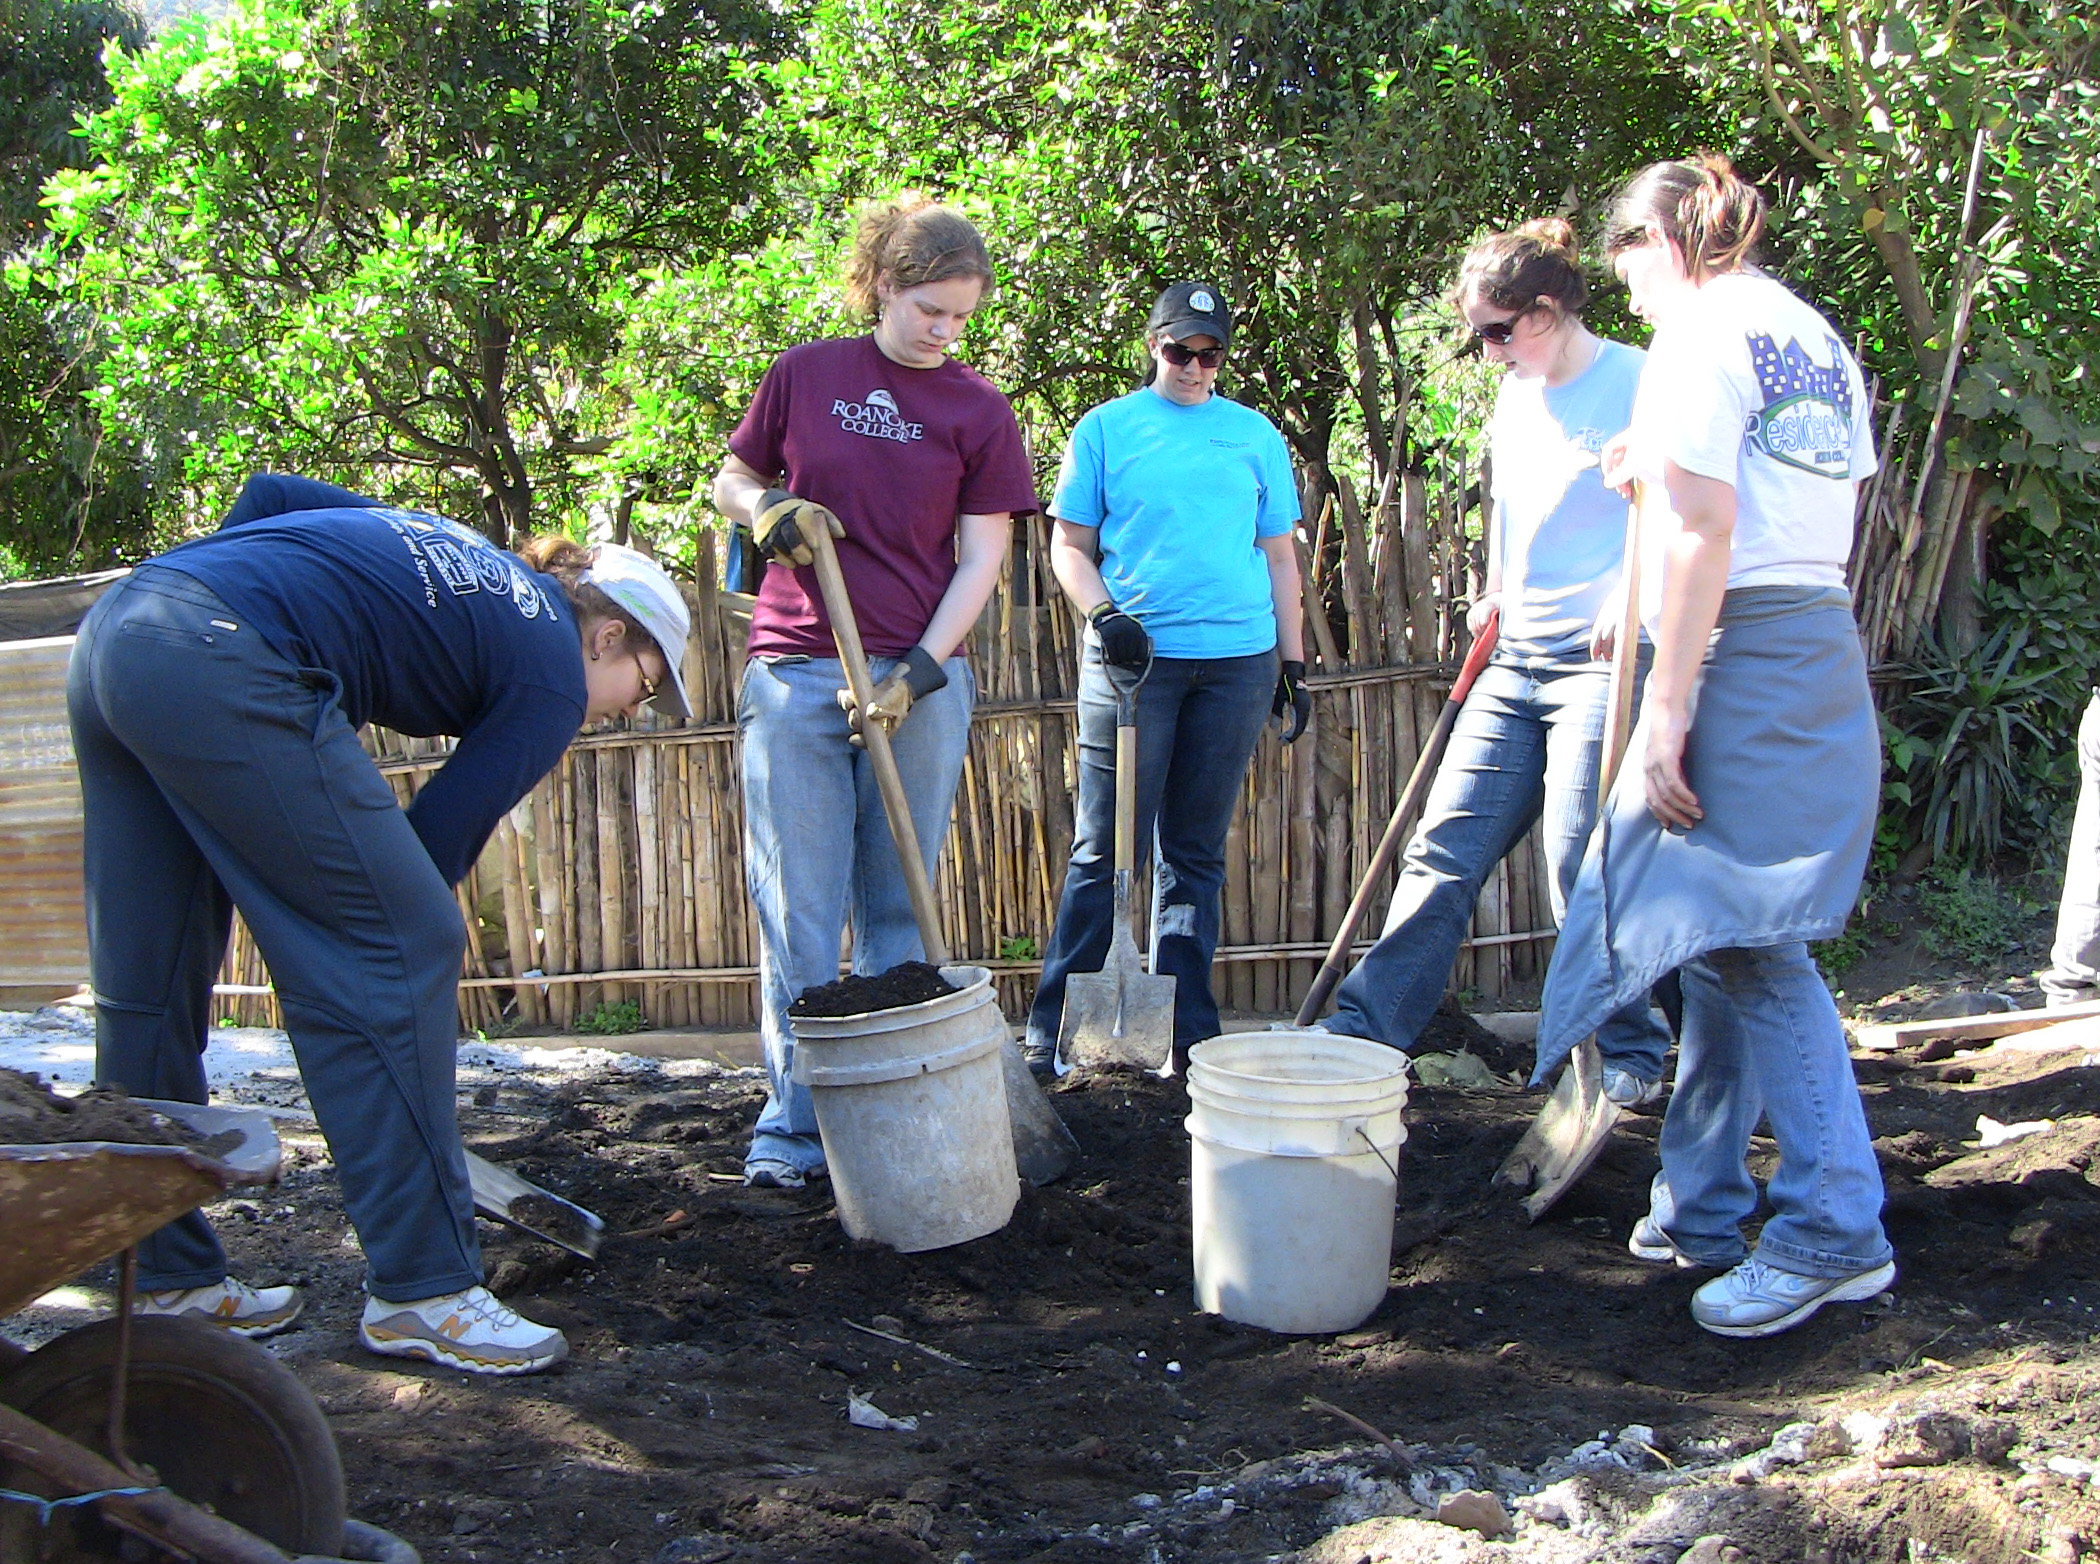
[0,1067,240,1157]
[789,961,958,1018]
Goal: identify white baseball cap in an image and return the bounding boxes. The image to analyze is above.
[583,544,693,718]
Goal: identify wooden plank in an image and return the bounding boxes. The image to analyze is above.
[1851,999,2100,1056]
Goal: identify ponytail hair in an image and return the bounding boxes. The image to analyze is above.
[843,195,996,321]
[1449,216,1590,317]
[516,535,648,640]
[1603,153,1767,281]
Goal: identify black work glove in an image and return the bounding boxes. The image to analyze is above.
[1273,659,1311,743]
[752,487,845,566]
[1088,601,1152,670]
[837,647,949,747]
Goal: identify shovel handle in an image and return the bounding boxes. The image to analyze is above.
[1293,614,1499,1026]
[804,521,952,966]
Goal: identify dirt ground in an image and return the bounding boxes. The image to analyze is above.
[13,903,2100,1564]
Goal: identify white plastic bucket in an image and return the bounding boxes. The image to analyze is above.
[1184,1030,1410,1334]
[790,964,1020,1252]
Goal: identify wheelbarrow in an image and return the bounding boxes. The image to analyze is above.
[0,1099,419,1563]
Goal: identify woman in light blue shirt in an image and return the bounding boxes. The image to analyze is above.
[1321,219,1670,1098]
[1024,282,1306,1070]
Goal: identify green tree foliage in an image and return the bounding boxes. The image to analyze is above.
[46,0,783,544]
[1,0,155,575]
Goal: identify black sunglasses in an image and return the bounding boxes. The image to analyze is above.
[1470,302,1546,346]
[1159,341,1225,368]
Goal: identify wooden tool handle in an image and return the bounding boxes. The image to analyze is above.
[804,523,952,967]
[1293,615,1500,1026]
[1599,482,1651,799]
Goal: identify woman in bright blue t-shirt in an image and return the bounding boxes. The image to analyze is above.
[1023,282,1306,1071]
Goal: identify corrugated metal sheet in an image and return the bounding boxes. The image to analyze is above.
[0,637,87,984]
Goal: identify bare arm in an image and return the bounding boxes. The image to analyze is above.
[1258,532,1306,663]
[1048,519,1111,617]
[916,512,1013,664]
[1642,461,1736,830]
[711,452,773,530]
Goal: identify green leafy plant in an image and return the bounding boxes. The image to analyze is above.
[1917,866,2042,971]
[576,999,646,1036]
[1881,622,2075,866]
[997,935,1039,962]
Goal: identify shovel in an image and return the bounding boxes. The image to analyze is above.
[468,1150,605,1259]
[803,523,1077,1185]
[1492,476,1658,1220]
[1058,656,1178,1075]
[1293,616,1500,1027]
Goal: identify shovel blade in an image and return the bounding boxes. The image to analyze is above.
[1059,921,1177,1076]
[467,1149,605,1258]
[998,1034,1078,1184]
[1492,1038,1621,1223]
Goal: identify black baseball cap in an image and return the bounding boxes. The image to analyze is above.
[1147,282,1234,346]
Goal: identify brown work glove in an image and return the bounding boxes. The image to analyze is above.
[752,488,844,567]
[835,647,949,748]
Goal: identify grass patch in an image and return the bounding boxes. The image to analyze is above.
[1917,867,2042,970]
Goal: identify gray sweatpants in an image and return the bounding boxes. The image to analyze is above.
[68,566,481,1300]
[2046,691,2100,1006]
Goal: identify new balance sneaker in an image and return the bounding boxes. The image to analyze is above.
[135,1278,303,1338]
[1691,1257,1897,1339]
[359,1286,568,1374]
[742,1156,808,1190]
[1601,1067,1664,1108]
[1626,1216,1700,1268]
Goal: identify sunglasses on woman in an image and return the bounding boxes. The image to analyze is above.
[1471,302,1543,346]
[1159,342,1226,368]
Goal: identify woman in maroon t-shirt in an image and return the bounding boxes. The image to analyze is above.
[712,198,1037,1189]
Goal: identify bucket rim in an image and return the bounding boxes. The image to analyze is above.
[788,964,995,1035]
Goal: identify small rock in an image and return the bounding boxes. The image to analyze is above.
[1435,1488,1511,1538]
[904,1478,951,1507]
[485,1258,530,1296]
[1766,1421,1817,1464]
[1679,1538,1744,1564]
[653,1537,736,1564]
[1877,1410,1970,1468]
[2046,1455,2100,1485]
[390,1381,427,1411]
[1838,1410,1889,1456]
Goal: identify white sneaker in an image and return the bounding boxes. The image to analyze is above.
[359,1285,568,1375]
[135,1278,303,1338]
[1691,1257,1896,1339]
[1626,1216,1700,1268]
[1602,1067,1663,1107]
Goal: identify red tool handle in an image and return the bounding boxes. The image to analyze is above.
[1293,613,1500,1026]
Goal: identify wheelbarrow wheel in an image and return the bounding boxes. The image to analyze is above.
[0,1314,346,1560]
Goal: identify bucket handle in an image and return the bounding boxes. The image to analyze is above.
[1351,1122,1400,1181]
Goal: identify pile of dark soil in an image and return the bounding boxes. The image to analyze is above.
[790,961,957,1018]
[0,1067,238,1156]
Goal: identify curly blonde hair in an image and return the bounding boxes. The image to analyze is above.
[843,196,995,321]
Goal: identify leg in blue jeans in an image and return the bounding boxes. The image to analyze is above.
[740,654,974,1175]
[1325,659,1667,1074]
[1652,942,1891,1277]
[2045,692,2100,1004]
[1027,649,1276,1055]
[72,571,480,1300]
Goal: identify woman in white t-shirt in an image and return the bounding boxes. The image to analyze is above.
[1535,154,1894,1339]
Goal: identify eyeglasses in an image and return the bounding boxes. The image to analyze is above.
[630,648,661,702]
[1158,341,1225,369]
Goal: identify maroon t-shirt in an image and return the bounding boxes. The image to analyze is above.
[730,336,1038,657]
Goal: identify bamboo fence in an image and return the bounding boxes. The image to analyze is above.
[217,381,1943,1035]
[209,452,1569,1033]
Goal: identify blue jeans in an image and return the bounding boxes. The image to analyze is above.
[739,653,975,1175]
[1026,647,1278,1055]
[70,568,481,1300]
[1648,942,1892,1277]
[1325,656,1669,1077]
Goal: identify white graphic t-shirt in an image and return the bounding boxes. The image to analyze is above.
[1631,270,1876,594]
